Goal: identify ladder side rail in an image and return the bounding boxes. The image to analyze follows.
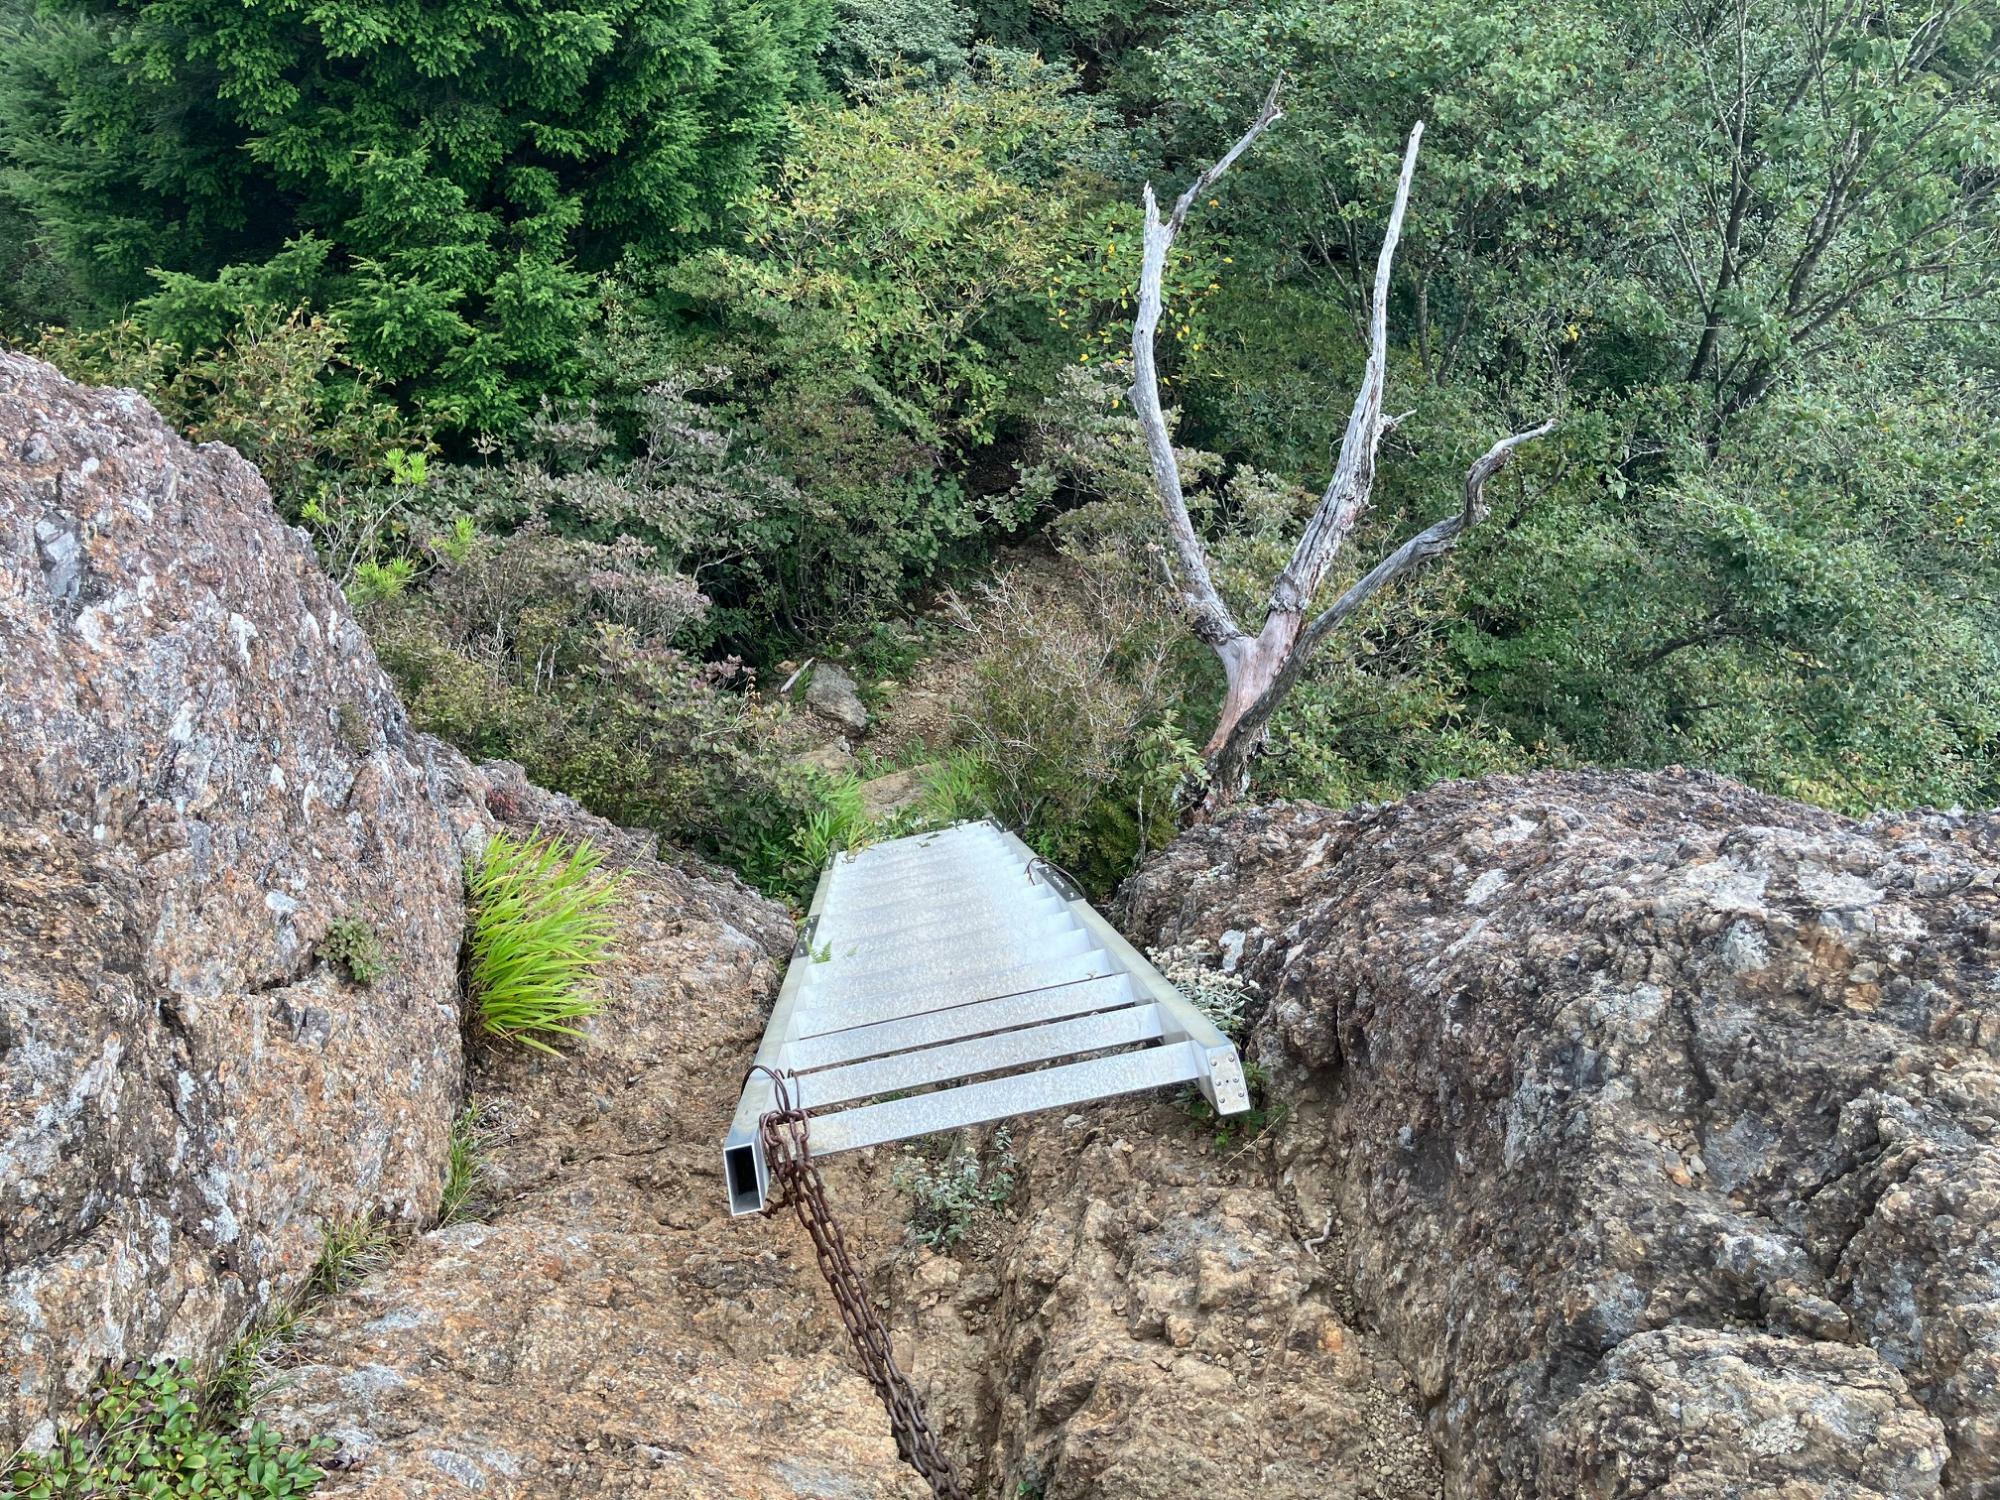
[992,829,1252,1118]
[723,859,839,1215]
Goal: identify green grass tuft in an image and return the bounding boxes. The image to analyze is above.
[437,1107,486,1226]
[306,1212,392,1300]
[467,831,621,1054]
[911,752,992,828]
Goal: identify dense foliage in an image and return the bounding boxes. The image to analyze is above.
[5,1361,328,1498]
[4,0,1995,890]
[0,0,830,429]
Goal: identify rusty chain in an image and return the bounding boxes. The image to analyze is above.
[753,1067,969,1500]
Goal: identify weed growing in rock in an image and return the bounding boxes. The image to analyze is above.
[204,1212,392,1421]
[332,701,372,757]
[1180,1059,1284,1151]
[4,1360,331,1498]
[1149,942,1259,1040]
[893,1128,1017,1250]
[437,1107,487,1226]
[307,1213,393,1299]
[204,1304,302,1418]
[318,917,389,987]
[467,832,621,1054]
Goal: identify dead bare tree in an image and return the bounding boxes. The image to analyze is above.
[1129,84,1554,815]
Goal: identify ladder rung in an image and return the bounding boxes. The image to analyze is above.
[815,911,1082,980]
[818,888,1067,946]
[802,1043,1204,1156]
[794,940,1106,1021]
[791,1005,1163,1111]
[827,853,1029,904]
[785,974,1140,1072]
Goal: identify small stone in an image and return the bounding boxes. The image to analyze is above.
[804,663,869,734]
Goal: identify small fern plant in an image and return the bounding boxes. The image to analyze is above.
[467,832,620,1054]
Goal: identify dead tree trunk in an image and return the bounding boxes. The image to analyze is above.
[1128,86,1554,818]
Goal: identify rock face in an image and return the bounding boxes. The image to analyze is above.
[931,1112,1443,1499]
[0,353,468,1446]
[262,775,936,1499]
[1122,771,2000,1498]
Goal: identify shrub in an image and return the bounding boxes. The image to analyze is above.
[1148,942,1257,1041]
[466,832,621,1054]
[32,308,429,593]
[33,309,420,528]
[4,1360,331,1499]
[892,1127,1016,1249]
[952,563,1200,892]
[317,918,388,987]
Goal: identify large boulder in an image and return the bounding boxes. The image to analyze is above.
[1122,771,2000,1498]
[0,352,468,1446]
[804,662,870,735]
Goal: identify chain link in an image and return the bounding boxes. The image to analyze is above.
[753,1068,969,1500]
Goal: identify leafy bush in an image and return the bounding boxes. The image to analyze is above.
[32,309,429,595]
[823,0,973,87]
[467,833,621,1054]
[317,918,388,987]
[952,563,1201,892]
[5,1361,330,1499]
[892,1128,1016,1250]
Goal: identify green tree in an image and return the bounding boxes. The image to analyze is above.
[0,0,831,432]
[662,52,1113,639]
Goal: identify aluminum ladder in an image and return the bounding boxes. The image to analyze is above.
[722,819,1250,1214]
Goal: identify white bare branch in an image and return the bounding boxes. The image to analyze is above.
[1119,91,1556,819]
[1199,415,1555,805]
[1269,121,1426,617]
[1127,79,1285,651]
[1290,416,1557,663]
